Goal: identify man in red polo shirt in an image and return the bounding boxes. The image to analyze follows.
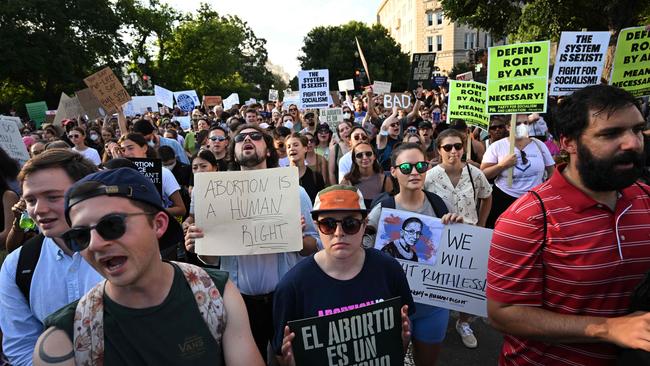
[487,84,650,366]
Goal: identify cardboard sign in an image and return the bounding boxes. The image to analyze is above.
[0,115,23,129]
[550,31,610,96]
[610,26,650,97]
[374,208,491,317]
[173,90,200,112]
[338,79,355,92]
[299,69,330,109]
[456,71,474,81]
[203,96,222,107]
[53,93,85,126]
[25,101,47,125]
[223,93,240,110]
[154,85,174,108]
[194,167,303,256]
[0,116,30,166]
[409,53,436,89]
[288,297,404,366]
[486,41,550,114]
[269,89,279,102]
[83,67,131,113]
[320,108,343,131]
[76,88,106,120]
[382,93,412,109]
[372,81,392,95]
[448,81,488,128]
[122,96,158,117]
[128,158,163,198]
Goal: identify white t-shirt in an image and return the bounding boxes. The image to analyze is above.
[72,146,101,166]
[337,151,353,183]
[162,167,181,208]
[482,138,554,198]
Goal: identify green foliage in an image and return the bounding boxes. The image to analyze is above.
[299,21,410,91]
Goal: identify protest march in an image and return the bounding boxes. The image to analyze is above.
[1,1,650,365]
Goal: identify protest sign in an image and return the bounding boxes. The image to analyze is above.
[173,116,191,130]
[75,88,106,120]
[223,93,240,110]
[0,115,23,129]
[245,98,257,106]
[45,111,56,125]
[408,53,436,89]
[121,96,158,117]
[456,71,474,81]
[374,208,491,317]
[299,69,330,109]
[0,116,30,166]
[203,96,222,107]
[487,41,550,114]
[83,67,131,113]
[338,79,354,92]
[268,89,279,102]
[53,93,86,126]
[154,85,174,108]
[433,76,448,88]
[194,167,303,256]
[173,90,200,112]
[610,26,650,97]
[550,31,610,96]
[283,92,300,111]
[288,297,404,366]
[447,81,488,128]
[128,158,163,198]
[372,81,392,95]
[320,108,343,131]
[383,93,412,109]
[25,101,47,126]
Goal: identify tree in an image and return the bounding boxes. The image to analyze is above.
[299,21,411,92]
[440,0,650,80]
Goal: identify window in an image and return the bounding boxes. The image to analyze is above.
[426,12,433,26]
[436,35,443,51]
[464,33,475,49]
[485,33,493,47]
[427,37,434,52]
[436,11,443,25]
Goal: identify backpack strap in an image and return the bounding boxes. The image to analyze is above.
[73,262,225,365]
[423,190,449,218]
[15,234,45,308]
[466,164,479,212]
[528,190,547,249]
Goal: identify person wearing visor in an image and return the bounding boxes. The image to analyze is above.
[33,167,262,366]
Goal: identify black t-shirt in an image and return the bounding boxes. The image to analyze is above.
[272,248,415,354]
[299,166,325,203]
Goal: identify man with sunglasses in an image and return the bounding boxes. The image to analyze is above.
[484,116,508,151]
[0,150,102,366]
[337,126,370,183]
[207,126,231,172]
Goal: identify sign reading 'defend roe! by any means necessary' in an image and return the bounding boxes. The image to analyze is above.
[288,298,404,366]
[447,81,488,128]
[549,31,610,96]
[487,41,550,114]
[193,167,303,256]
[610,26,650,98]
[299,69,330,109]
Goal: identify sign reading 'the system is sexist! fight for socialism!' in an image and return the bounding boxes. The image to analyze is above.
[299,69,330,109]
[193,167,303,256]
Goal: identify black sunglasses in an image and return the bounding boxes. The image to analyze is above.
[316,217,363,235]
[441,143,463,152]
[489,125,505,131]
[209,135,227,142]
[353,134,368,141]
[355,151,373,159]
[234,132,264,143]
[61,212,154,252]
[395,161,429,175]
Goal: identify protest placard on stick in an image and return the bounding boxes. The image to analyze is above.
[338,79,354,92]
[299,69,330,109]
[408,53,436,89]
[447,81,488,128]
[0,116,30,166]
[610,26,650,97]
[83,67,131,113]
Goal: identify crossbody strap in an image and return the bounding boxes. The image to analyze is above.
[528,190,547,250]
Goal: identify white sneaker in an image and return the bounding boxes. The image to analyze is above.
[456,320,478,348]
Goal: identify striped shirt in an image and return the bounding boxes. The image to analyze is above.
[487,164,650,366]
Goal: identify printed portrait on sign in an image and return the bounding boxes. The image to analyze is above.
[374,208,444,266]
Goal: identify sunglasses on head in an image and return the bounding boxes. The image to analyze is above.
[316,217,363,235]
[489,125,505,131]
[209,135,227,142]
[61,212,154,252]
[353,134,368,141]
[395,161,429,175]
[441,143,463,152]
[234,132,264,143]
[355,151,373,159]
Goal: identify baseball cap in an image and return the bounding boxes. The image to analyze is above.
[418,121,433,129]
[64,167,183,257]
[132,119,156,135]
[311,185,367,219]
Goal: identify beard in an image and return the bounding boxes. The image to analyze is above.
[237,150,266,168]
[577,142,645,191]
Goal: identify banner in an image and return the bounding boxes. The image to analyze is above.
[383,93,412,109]
[268,89,279,102]
[456,71,474,81]
[550,31,610,96]
[194,167,303,256]
[610,26,650,97]
[0,116,30,166]
[75,88,106,120]
[448,81,488,128]
[288,297,404,366]
[25,101,48,126]
[408,53,436,89]
[374,208,491,317]
[154,85,174,108]
[372,81,392,95]
[487,41,550,114]
[320,108,343,131]
[338,79,354,92]
[83,67,131,113]
[173,90,200,112]
[299,69,330,109]
[223,93,240,110]
[128,158,163,198]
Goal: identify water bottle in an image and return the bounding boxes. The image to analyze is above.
[19,211,35,231]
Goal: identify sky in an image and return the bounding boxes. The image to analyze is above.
[163,0,383,78]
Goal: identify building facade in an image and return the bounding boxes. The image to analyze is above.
[377,0,501,75]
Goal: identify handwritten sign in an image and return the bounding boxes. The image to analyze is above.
[75,88,106,120]
[173,90,199,112]
[550,31,610,96]
[382,93,412,109]
[54,93,86,126]
[128,158,163,198]
[83,67,131,113]
[25,101,47,126]
[288,298,404,366]
[0,115,23,129]
[0,116,30,166]
[610,26,650,97]
[409,53,436,89]
[320,108,343,131]
[299,69,330,109]
[456,71,474,81]
[448,81,488,128]
[154,85,174,108]
[223,93,240,110]
[194,167,302,256]
[269,89,279,102]
[487,41,550,114]
[372,81,392,95]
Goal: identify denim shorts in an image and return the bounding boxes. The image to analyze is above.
[409,303,449,344]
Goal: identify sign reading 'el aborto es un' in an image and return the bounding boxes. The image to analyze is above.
[487,41,550,114]
[610,26,650,98]
[299,69,330,109]
[409,53,436,89]
[194,167,302,256]
[83,67,131,113]
[288,297,404,366]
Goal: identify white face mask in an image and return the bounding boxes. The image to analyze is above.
[283,121,294,130]
[515,124,529,139]
[89,133,99,141]
[343,112,351,119]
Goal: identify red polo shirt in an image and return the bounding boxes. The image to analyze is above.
[487,164,650,366]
